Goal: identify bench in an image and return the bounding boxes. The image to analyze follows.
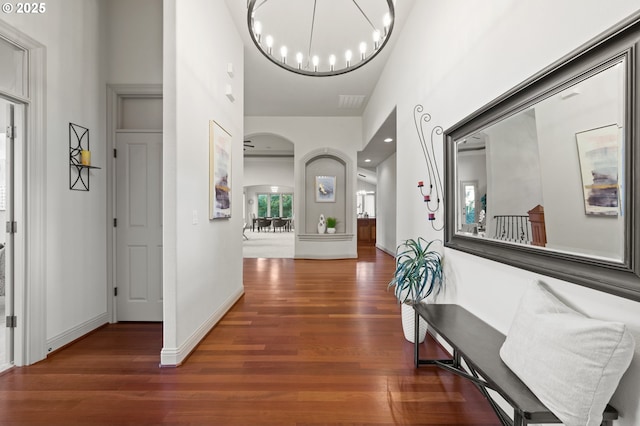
[413,304,619,426]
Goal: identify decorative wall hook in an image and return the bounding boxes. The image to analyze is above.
[413,105,444,231]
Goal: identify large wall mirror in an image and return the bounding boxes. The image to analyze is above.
[444,13,640,302]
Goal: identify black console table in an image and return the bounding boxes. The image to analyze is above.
[413,304,618,426]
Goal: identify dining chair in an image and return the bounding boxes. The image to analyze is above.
[257,218,272,232]
[272,218,287,232]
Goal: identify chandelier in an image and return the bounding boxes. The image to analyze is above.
[247,0,395,77]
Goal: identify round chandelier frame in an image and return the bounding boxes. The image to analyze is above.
[247,0,395,77]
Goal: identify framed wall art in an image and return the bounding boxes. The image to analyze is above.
[315,175,336,202]
[209,120,232,219]
[575,124,621,216]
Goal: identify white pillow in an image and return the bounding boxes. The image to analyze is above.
[499,281,635,426]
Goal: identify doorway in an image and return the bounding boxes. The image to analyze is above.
[243,186,295,258]
[108,85,163,322]
[460,180,479,230]
[242,134,295,259]
[0,99,24,370]
[0,20,47,367]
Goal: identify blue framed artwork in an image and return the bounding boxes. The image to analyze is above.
[315,175,336,202]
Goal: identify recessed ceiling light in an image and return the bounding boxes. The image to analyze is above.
[364,159,372,163]
[384,137,393,143]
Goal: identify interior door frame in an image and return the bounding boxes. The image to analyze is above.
[0,21,47,366]
[106,84,163,322]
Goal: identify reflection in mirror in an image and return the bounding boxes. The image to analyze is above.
[357,190,376,218]
[455,60,625,262]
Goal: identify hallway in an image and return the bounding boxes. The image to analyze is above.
[0,247,499,425]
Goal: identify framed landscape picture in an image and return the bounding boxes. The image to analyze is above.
[315,175,336,202]
[209,120,232,219]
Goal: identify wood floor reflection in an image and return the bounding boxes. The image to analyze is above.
[0,246,500,425]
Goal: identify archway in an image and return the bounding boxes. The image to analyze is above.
[243,133,295,258]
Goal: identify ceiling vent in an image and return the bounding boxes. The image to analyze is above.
[338,95,366,109]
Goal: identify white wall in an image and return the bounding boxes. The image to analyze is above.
[162,0,244,365]
[357,179,376,193]
[485,110,543,238]
[363,1,640,424]
[244,157,294,188]
[245,116,361,259]
[376,153,396,254]
[106,0,162,84]
[1,1,110,355]
[486,111,542,217]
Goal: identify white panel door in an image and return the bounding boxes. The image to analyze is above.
[116,132,162,321]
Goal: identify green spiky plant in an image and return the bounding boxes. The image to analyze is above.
[326,217,337,228]
[388,237,444,305]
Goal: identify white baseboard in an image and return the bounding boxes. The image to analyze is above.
[160,287,244,366]
[46,312,109,355]
[294,253,358,259]
[376,244,395,257]
[297,233,354,241]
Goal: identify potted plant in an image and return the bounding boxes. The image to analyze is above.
[388,237,444,343]
[326,216,337,234]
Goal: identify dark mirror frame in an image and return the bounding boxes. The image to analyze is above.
[444,13,640,302]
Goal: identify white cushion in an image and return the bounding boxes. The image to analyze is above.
[499,281,635,426]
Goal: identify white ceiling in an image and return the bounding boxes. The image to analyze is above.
[226,1,413,178]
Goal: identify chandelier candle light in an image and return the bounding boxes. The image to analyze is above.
[248,0,395,77]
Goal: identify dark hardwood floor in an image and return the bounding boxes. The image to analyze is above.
[0,246,500,425]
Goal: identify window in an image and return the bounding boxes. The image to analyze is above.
[257,194,268,217]
[0,36,28,97]
[282,194,293,218]
[270,194,280,217]
[257,193,294,218]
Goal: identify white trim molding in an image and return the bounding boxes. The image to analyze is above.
[295,253,358,260]
[46,313,109,355]
[298,233,354,242]
[376,244,395,257]
[160,287,244,367]
[0,20,47,366]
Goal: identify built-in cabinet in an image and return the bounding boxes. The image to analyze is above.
[357,218,376,245]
